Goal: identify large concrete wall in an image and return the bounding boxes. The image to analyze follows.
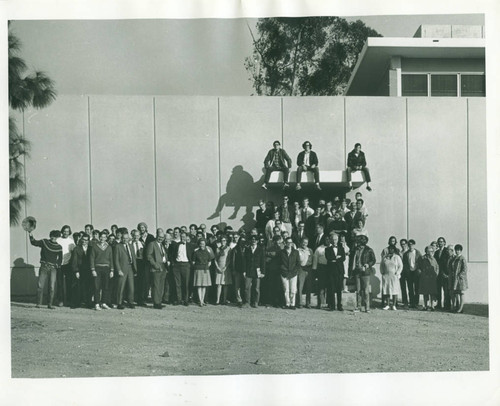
[10,96,488,303]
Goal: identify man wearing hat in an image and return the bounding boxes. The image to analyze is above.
[352,234,376,313]
[262,140,292,190]
[296,141,321,190]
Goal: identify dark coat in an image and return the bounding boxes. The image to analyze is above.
[325,244,346,274]
[114,242,137,275]
[297,150,319,167]
[347,149,367,168]
[71,245,91,276]
[402,249,423,274]
[279,248,301,279]
[434,247,450,277]
[145,241,168,273]
[351,245,376,276]
[264,148,292,169]
[244,245,266,278]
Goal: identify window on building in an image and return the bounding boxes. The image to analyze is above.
[401,74,428,96]
[461,74,485,97]
[431,74,457,97]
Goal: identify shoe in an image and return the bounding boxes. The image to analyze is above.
[365,309,371,313]
[391,305,397,311]
[366,186,372,191]
[48,305,55,309]
[290,306,296,310]
[117,305,125,310]
[353,308,360,313]
[316,183,321,190]
[101,303,110,310]
[283,183,289,189]
[305,304,311,309]
[315,304,321,309]
[128,304,136,309]
[251,304,258,308]
[58,302,64,307]
[183,301,189,307]
[282,305,289,309]
[338,306,344,311]
[261,183,268,190]
[35,304,41,308]
[296,184,302,191]
[296,305,302,309]
[343,289,349,293]
[383,305,390,310]
[94,304,101,311]
[110,304,116,309]
[198,303,203,307]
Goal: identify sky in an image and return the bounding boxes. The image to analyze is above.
[11,14,485,96]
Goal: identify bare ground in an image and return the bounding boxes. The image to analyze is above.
[10,301,488,378]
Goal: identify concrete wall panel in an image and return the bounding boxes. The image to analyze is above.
[155,96,219,228]
[468,99,487,261]
[218,97,282,230]
[89,96,155,231]
[283,97,345,170]
[408,98,468,253]
[467,262,488,303]
[24,95,90,263]
[345,97,407,257]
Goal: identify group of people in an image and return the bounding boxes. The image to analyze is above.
[262,141,373,191]
[28,187,468,315]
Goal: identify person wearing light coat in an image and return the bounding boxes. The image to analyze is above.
[380,245,403,310]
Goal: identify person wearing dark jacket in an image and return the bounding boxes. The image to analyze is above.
[29,230,63,309]
[325,233,346,311]
[229,236,247,306]
[351,234,376,313]
[70,232,92,309]
[296,141,321,190]
[243,235,265,307]
[346,143,372,191]
[434,236,451,310]
[279,237,302,309]
[262,140,292,190]
[114,231,137,309]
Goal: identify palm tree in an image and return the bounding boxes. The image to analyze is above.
[9,22,56,225]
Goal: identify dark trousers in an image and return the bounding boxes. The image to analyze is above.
[162,266,173,303]
[79,274,93,307]
[355,274,371,310]
[347,166,371,183]
[151,270,167,306]
[264,166,289,184]
[315,265,328,306]
[245,277,260,306]
[437,275,451,309]
[233,272,245,303]
[408,271,420,307]
[400,272,410,306]
[297,165,320,184]
[56,263,71,305]
[70,273,81,308]
[135,259,149,304]
[94,266,111,305]
[173,263,191,303]
[296,267,312,306]
[37,263,57,306]
[117,266,135,305]
[327,270,343,309]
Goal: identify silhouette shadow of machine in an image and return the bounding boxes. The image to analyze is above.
[11,258,37,303]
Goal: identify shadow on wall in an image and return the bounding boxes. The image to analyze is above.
[11,258,37,302]
[207,165,266,228]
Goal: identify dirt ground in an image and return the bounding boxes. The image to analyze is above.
[10,301,488,378]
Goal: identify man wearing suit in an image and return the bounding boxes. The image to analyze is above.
[346,143,372,191]
[311,224,327,251]
[70,232,92,309]
[262,140,292,190]
[296,141,321,191]
[402,239,422,309]
[169,232,195,306]
[352,235,376,313]
[434,236,451,310]
[279,237,302,309]
[325,233,346,311]
[291,221,307,247]
[114,231,137,309]
[145,229,169,309]
[243,235,265,308]
[137,222,155,306]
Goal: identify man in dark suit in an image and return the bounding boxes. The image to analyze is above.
[169,232,195,306]
[137,222,156,306]
[114,231,137,309]
[311,224,327,251]
[325,233,346,311]
[70,232,92,309]
[296,141,321,191]
[145,229,169,309]
[346,143,372,191]
[434,236,451,310]
[262,140,292,190]
[243,235,265,308]
[291,221,307,247]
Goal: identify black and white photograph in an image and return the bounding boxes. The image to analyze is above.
[2,0,499,405]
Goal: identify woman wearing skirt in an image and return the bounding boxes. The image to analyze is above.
[214,236,232,305]
[192,239,212,306]
[451,244,468,313]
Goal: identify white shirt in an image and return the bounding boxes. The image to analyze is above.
[304,151,310,166]
[176,242,188,262]
[408,250,416,270]
[132,240,144,258]
[57,237,75,265]
[157,241,166,263]
[312,245,328,269]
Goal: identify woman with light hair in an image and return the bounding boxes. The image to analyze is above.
[380,245,403,310]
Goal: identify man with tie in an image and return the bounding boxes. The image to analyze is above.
[434,236,451,310]
[145,229,169,309]
[170,232,195,306]
[300,198,314,223]
[70,232,92,309]
[312,235,329,309]
[312,224,327,251]
[278,195,293,235]
[162,233,175,304]
[114,230,137,309]
[325,233,346,311]
[137,222,155,306]
[130,229,144,305]
[292,221,306,247]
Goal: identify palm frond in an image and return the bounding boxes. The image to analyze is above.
[25,71,57,109]
[10,193,27,226]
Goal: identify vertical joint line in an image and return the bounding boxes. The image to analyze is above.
[281,98,284,146]
[22,110,29,261]
[217,98,222,224]
[406,98,409,238]
[153,97,158,229]
[87,96,93,224]
[466,98,470,261]
[343,97,347,168]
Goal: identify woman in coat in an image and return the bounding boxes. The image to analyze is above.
[214,236,232,305]
[418,246,439,310]
[451,244,468,313]
[192,239,212,307]
[380,245,403,310]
